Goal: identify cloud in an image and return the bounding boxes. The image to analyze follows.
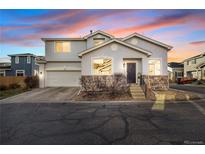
[108,10,205,36]
[189,40,205,46]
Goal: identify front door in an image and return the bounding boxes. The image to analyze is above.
[127,63,136,83]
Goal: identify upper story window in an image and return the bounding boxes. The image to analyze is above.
[148,59,161,75]
[27,56,31,64]
[93,38,105,46]
[15,56,19,64]
[55,41,70,53]
[191,59,196,64]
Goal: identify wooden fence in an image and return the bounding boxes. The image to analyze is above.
[0,76,26,88]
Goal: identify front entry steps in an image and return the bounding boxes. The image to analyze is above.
[129,84,146,100]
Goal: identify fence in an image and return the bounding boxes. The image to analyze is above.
[0,76,26,88]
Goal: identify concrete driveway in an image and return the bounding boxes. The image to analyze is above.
[0,87,80,103]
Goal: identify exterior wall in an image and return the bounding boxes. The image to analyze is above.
[45,40,86,61]
[5,56,37,76]
[81,42,148,75]
[184,56,205,79]
[39,63,45,88]
[86,34,111,49]
[45,62,81,71]
[124,36,168,75]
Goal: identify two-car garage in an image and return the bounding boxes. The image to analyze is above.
[46,71,81,87]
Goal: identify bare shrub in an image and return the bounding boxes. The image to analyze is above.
[24,76,39,89]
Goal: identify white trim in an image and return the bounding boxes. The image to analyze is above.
[16,70,25,76]
[91,56,114,75]
[27,56,31,64]
[0,70,5,77]
[122,33,173,50]
[79,39,152,57]
[15,56,19,64]
[148,58,162,75]
[83,30,114,39]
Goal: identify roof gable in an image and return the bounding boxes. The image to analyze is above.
[122,33,173,50]
[83,30,114,39]
[78,39,152,57]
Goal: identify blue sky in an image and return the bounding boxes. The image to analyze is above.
[0,9,205,62]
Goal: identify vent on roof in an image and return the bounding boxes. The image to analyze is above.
[90,30,93,34]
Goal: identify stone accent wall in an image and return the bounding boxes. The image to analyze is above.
[143,75,169,90]
[141,75,169,100]
[80,74,128,93]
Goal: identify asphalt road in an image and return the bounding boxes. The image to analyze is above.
[1,100,205,145]
[170,84,205,95]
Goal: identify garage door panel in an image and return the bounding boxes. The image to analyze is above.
[46,71,81,87]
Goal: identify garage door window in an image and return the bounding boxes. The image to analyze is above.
[92,58,112,75]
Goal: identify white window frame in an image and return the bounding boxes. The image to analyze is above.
[15,56,19,64]
[148,58,162,76]
[0,70,5,77]
[55,41,70,53]
[27,56,31,64]
[16,70,25,76]
[91,56,113,75]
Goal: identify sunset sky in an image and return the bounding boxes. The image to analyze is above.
[0,9,205,62]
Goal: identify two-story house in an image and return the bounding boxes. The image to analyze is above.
[183,52,205,80]
[168,62,184,82]
[39,30,172,88]
[0,53,39,77]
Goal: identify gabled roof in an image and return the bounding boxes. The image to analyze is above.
[183,52,205,62]
[122,33,173,50]
[83,30,114,39]
[78,39,152,57]
[168,62,184,68]
[8,53,36,57]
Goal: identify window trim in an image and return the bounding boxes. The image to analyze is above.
[148,58,162,76]
[91,56,113,75]
[15,56,19,64]
[16,70,25,76]
[0,70,5,77]
[54,41,70,53]
[27,56,31,64]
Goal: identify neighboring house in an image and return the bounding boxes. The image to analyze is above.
[183,52,205,80]
[39,30,172,88]
[0,53,39,77]
[168,62,184,82]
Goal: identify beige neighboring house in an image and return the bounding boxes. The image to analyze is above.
[168,62,184,82]
[183,52,205,80]
[38,30,172,88]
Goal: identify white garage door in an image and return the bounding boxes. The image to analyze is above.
[46,71,81,87]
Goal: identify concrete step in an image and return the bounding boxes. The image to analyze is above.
[130,89,144,93]
[131,93,145,96]
[133,96,146,100]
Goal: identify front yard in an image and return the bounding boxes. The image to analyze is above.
[0,88,29,100]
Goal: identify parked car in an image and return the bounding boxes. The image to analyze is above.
[177,77,197,84]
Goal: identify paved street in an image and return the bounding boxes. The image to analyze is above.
[1,100,205,145]
[170,84,205,96]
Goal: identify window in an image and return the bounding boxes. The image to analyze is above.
[93,38,105,46]
[176,72,183,78]
[148,59,161,75]
[16,70,25,76]
[55,41,70,53]
[0,70,5,76]
[15,56,19,64]
[92,58,112,75]
[191,59,196,64]
[27,56,31,64]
